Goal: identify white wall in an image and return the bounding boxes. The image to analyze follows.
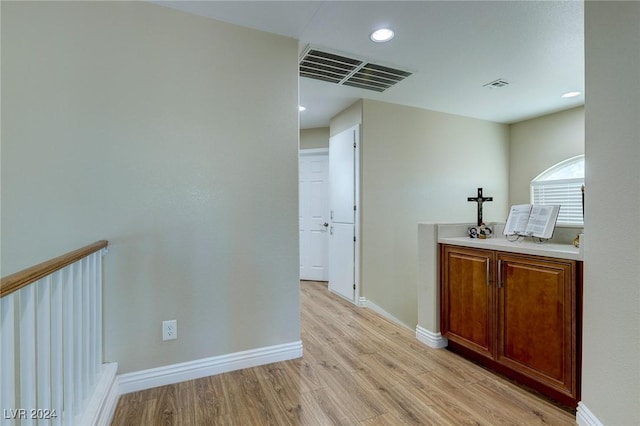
[509,107,585,205]
[361,100,509,328]
[581,2,640,424]
[1,2,300,374]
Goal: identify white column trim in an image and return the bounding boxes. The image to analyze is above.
[80,362,119,426]
[576,402,604,426]
[415,325,448,349]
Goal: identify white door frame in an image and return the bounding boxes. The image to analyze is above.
[353,126,362,306]
[300,148,329,156]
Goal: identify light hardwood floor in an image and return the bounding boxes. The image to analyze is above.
[111,281,575,425]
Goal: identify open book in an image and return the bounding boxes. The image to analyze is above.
[504,204,561,239]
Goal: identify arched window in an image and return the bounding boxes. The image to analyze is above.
[531,155,584,226]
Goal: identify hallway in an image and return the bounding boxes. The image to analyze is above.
[112,281,574,425]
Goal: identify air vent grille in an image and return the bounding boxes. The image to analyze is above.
[483,78,510,89]
[300,49,362,83]
[300,47,412,92]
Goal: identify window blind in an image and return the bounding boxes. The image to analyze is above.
[531,178,584,225]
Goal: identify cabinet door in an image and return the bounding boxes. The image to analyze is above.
[441,246,495,359]
[497,254,575,397]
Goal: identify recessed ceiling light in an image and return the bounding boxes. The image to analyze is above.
[370,28,394,43]
[298,105,306,112]
[561,91,581,98]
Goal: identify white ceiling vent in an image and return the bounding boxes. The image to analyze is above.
[483,78,510,89]
[299,46,412,93]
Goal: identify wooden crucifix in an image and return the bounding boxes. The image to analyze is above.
[467,187,493,226]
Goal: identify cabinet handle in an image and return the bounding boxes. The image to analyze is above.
[486,258,490,286]
[497,259,502,288]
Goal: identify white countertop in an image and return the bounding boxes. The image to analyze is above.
[438,236,583,261]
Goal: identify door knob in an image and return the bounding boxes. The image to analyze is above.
[323,222,329,227]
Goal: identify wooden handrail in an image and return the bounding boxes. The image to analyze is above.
[0,240,108,298]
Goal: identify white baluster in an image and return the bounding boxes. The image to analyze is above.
[62,267,74,426]
[36,277,52,426]
[72,261,83,415]
[19,284,37,426]
[50,271,63,426]
[88,253,98,385]
[96,251,103,376]
[1,294,16,422]
[80,257,89,405]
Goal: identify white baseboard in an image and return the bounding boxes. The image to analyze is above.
[357,296,366,307]
[117,340,303,395]
[576,402,604,426]
[79,362,119,426]
[415,325,448,349]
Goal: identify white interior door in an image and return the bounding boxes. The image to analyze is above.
[329,126,359,302]
[329,222,355,300]
[329,129,356,224]
[299,150,329,281]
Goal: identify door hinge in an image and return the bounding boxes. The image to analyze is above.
[353,236,356,242]
[353,205,357,211]
[353,142,356,148]
[353,284,356,290]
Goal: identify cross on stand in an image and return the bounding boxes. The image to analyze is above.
[467,187,493,226]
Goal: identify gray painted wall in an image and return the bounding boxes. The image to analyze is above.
[300,128,329,150]
[1,2,300,374]
[582,2,640,424]
[357,100,509,328]
[509,106,584,206]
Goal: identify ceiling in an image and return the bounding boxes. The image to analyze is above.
[155,1,585,129]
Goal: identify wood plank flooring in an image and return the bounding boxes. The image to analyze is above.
[111,281,575,425]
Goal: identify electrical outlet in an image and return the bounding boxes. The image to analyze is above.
[162,320,177,341]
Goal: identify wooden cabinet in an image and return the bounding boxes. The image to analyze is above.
[440,244,582,408]
[441,247,495,359]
